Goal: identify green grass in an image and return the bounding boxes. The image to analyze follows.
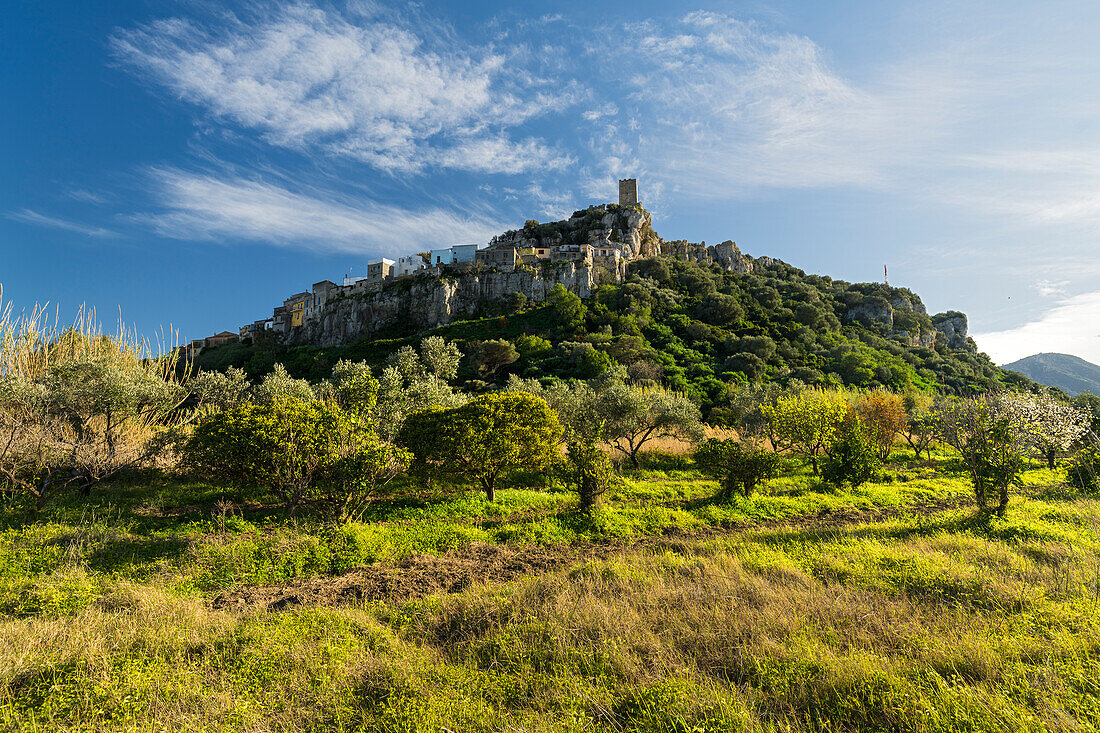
[3,457,1099,730]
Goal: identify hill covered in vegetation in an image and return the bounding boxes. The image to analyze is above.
[198,253,1042,418]
[1003,352,1100,396]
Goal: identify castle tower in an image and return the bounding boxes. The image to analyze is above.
[618,178,638,206]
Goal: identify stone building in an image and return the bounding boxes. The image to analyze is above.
[618,178,638,205]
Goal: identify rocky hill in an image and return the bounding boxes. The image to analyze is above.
[197,205,1039,413]
[1002,353,1100,396]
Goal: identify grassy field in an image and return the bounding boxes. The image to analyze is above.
[3,454,1099,731]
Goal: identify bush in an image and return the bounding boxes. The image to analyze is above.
[182,397,409,520]
[822,416,881,488]
[1067,446,1100,493]
[399,392,562,501]
[694,438,781,498]
[567,430,615,510]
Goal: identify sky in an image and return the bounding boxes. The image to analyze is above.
[3,0,1100,364]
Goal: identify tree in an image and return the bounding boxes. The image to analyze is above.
[471,339,519,378]
[373,339,466,442]
[188,366,251,412]
[567,424,615,510]
[822,415,880,488]
[854,390,908,461]
[694,438,780,498]
[761,390,850,474]
[1071,393,1100,437]
[399,392,561,501]
[599,380,705,468]
[994,392,1090,468]
[419,336,462,381]
[252,363,315,404]
[0,323,189,509]
[182,397,406,519]
[325,359,379,416]
[935,397,1026,516]
[901,392,938,460]
[549,283,587,333]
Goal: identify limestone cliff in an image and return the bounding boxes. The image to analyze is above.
[932,311,974,351]
[283,262,593,348]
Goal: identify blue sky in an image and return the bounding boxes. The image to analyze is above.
[4,0,1100,363]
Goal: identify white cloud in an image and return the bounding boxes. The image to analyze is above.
[1035,279,1069,297]
[973,291,1100,365]
[136,168,505,254]
[6,209,116,238]
[111,5,569,174]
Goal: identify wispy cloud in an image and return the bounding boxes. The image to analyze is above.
[111,4,572,175]
[135,167,505,254]
[579,12,963,201]
[69,189,111,204]
[6,209,116,238]
[973,291,1100,365]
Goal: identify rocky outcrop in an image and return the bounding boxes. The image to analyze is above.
[489,204,660,259]
[932,311,972,350]
[658,239,753,274]
[284,263,593,348]
[845,292,936,347]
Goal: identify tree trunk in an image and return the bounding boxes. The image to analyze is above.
[484,479,496,503]
[810,454,818,475]
[996,484,1009,517]
[1046,449,1057,470]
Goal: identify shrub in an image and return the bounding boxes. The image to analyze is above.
[694,438,781,498]
[1067,446,1100,493]
[399,392,562,501]
[936,397,1027,516]
[182,397,408,519]
[822,416,881,488]
[567,429,615,510]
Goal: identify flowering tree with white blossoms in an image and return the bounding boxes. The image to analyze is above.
[991,393,1091,469]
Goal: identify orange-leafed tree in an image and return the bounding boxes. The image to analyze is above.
[855,391,908,461]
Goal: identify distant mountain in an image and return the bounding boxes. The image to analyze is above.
[1002,353,1100,396]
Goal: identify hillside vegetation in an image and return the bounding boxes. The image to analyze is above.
[197,255,1044,419]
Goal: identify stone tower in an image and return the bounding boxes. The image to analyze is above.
[618,178,638,206]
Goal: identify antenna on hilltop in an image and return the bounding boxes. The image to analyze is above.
[884,265,889,287]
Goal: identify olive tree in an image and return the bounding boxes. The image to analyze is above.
[0,318,189,510]
[374,338,466,441]
[598,380,705,468]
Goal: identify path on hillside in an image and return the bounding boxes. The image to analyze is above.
[211,494,968,612]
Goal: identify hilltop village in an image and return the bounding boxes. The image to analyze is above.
[188,180,759,351]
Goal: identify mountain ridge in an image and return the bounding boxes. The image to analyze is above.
[1002,352,1100,396]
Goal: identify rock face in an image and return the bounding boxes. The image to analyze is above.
[932,312,972,350]
[489,205,660,259]
[845,292,937,348]
[284,263,593,348]
[658,239,754,274]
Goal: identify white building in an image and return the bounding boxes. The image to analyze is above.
[430,247,454,266]
[395,254,427,277]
